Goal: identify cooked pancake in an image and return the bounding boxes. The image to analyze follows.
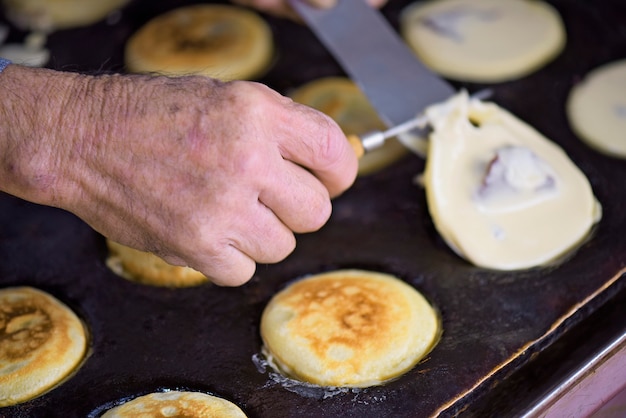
[400,0,565,82]
[2,0,129,31]
[566,59,626,159]
[106,239,208,287]
[101,390,247,418]
[124,4,274,80]
[290,77,410,175]
[422,91,601,270]
[0,287,88,406]
[260,269,440,387]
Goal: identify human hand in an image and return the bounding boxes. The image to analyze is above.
[0,67,358,286]
[232,0,388,20]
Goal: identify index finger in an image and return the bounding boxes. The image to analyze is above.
[277,101,359,198]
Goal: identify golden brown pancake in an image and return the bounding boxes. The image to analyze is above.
[101,390,248,418]
[290,77,409,176]
[106,239,208,287]
[2,0,130,31]
[260,269,440,387]
[0,287,88,406]
[124,4,274,80]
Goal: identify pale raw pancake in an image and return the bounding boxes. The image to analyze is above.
[102,391,247,418]
[422,92,601,270]
[0,287,87,406]
[290,77,409,175]
[124,4,273,81]
[106,240,208,288]
[0,31,49,67]
[566,59,626,158]
[400,0,565,82]
[260,269,440,387]
[2,0,129,31]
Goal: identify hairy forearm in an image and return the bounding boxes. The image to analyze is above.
[0,66,152,213]
[0,65,89,207]
[0,65,357,285]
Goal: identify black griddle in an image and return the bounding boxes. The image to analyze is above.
[1,0,625,416]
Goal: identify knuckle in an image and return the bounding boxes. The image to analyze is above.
[309,195,332,231]
[227,80,268,106]
[278,232,297,258]
[193,237,257,287]
[256,226,296,264]
[313,116,343,166]
[292,191,332,233]
[217,261,257,287]
[233,145,268,179]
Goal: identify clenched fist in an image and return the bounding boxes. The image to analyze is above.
[0,65,358,285]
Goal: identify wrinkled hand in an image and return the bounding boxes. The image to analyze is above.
[0,67,358,286]
[232,0,388,20]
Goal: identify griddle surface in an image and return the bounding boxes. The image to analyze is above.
[1,1,625,416]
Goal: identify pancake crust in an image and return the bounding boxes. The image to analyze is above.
[2,0,130,31]
[400,0,565,82]
[102,391,247,418]
[0,287,87,406]
[290,77,409,176]
[124,4,273,80]
[260,270,440,387]
[106,240,208,287]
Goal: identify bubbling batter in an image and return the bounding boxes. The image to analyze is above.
[422,92,601,270]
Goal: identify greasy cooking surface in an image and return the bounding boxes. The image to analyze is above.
[1,0,625,416]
